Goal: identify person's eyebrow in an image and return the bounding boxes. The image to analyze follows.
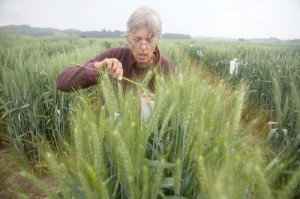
[133,36,142,39]
[133,35,154,39]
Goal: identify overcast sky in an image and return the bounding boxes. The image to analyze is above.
[0,0,299,39]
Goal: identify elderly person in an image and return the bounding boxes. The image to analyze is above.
[56,7,175,93]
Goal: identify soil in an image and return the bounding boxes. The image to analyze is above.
[0,127,47,199]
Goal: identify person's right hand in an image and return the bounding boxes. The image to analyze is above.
[94,58,123,80]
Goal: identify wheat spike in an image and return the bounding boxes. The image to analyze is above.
[112,130,138,199]
[197,155,209,199]
[141,166,149,199]
[86,164,110,198]
[272,73,283,125]
[19,171,59,199]
[77,171,95,199]
[101,73,119,117]
[290,81,300,131]
[147,93,168,132]
[45,152,71,199]
[173,158,182,195]
[278,165,300,199]
[254,165,273,199]
[150,159,165,199]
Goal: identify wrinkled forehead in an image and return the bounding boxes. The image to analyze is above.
[130,24,158,38]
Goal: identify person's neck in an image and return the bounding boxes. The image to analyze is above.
[134,65,149,76]
[135,58,155,70]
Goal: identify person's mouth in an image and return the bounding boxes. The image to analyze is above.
[138,54,148,60]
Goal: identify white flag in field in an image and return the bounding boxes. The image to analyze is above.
[230,58,239,75]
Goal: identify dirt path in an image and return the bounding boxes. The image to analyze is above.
[0,143,22,198]
[0,128,46,199]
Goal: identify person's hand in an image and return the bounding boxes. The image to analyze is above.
[94,58,123,80]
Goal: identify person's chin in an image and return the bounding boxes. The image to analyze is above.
[136,59,150,68]
[136,63,148,68]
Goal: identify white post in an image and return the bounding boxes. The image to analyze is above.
[229,58,238,75]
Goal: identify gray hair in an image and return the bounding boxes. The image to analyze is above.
[125,7,162,38]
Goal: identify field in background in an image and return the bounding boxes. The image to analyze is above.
[187,40,300,152]
[0,32,300,198]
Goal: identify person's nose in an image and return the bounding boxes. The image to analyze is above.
[140,42,148,49]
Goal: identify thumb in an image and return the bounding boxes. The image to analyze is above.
[118,70,123,80]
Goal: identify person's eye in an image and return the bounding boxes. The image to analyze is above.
[132,38,141,43]
[147,39,156,45]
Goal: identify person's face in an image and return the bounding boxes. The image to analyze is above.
[128,26,158,68]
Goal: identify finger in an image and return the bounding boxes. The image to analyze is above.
[111,63,122,78]
[111,60,122,73]
[106,59,113,71]
[112,59,121,68]
[110,62,119,74]
[113,66,123,79]
[116,60,123,80]
[118,70,123,80]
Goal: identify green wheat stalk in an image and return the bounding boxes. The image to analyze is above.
[173,158,182,195]
[254,165,272,199]
[141,166,149,199]
[86,164,110,198]
[19,171,59,199]
[290,80,300,132]
[45,152,72,199]
[112,130,138,199]
[197,155,208,199]
[271,73,282,126]
[278,166,300,199]
[150,159,165,199]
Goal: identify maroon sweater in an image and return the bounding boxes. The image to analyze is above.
[56,47,174,92]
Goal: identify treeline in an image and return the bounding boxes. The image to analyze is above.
[0,25,191,39]
[163,33,191,39]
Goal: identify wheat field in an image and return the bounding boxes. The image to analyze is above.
[0,32,300,198]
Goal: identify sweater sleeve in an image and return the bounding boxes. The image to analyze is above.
[56,47,128,92]
[56,62,98,92]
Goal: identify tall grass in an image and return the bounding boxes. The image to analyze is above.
[19,69,300,198]
[0,34,101,163]
[187,41,300,153]
[1,33,300,198]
